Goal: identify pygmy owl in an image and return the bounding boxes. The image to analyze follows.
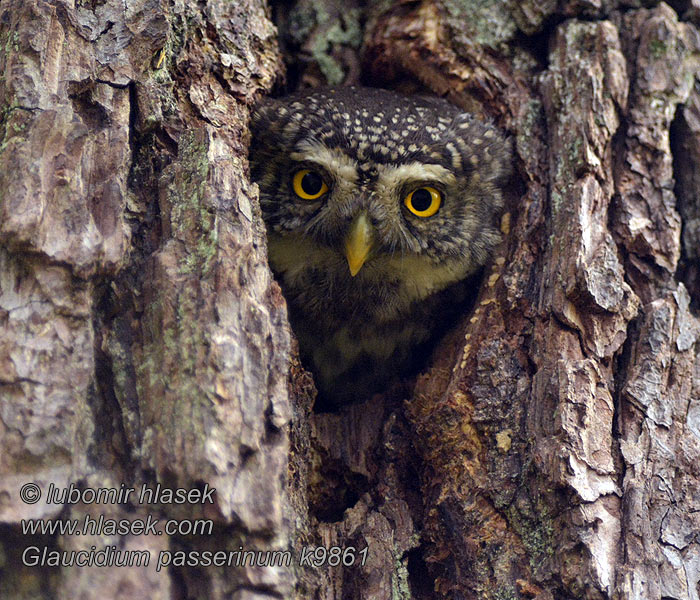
[249,87,510,408]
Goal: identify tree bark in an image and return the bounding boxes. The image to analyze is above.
[1,1,700,599]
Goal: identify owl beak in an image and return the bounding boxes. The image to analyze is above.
[344,212,374,277]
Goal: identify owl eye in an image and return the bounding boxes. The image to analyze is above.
[404,186,442,217]
[293,169,329,200]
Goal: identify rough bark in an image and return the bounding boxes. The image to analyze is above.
[1,0,290,598]
[1,1,700,600]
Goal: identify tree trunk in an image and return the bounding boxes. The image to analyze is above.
[1,1,699,599]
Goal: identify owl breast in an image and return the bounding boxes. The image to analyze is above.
[249,86,510,408]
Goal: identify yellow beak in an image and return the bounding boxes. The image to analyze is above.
[344,213,374,276]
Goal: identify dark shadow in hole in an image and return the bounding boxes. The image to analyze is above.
[309,457,370,523]
[670,97,700,311]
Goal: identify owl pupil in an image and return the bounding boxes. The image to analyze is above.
[302,172,324,195]
[412,188,433,211]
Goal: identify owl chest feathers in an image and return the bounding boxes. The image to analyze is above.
[267,232,472,403]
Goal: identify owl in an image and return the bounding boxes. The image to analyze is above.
[249,87,510,408]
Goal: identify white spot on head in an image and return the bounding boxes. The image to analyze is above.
[445,142,461,169]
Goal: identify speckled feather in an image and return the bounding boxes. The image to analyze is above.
[249,87,510,407]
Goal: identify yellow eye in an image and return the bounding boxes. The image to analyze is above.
[404,186,442,217]
[292,169,329,200]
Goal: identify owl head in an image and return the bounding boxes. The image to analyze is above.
[249,87,510,294]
